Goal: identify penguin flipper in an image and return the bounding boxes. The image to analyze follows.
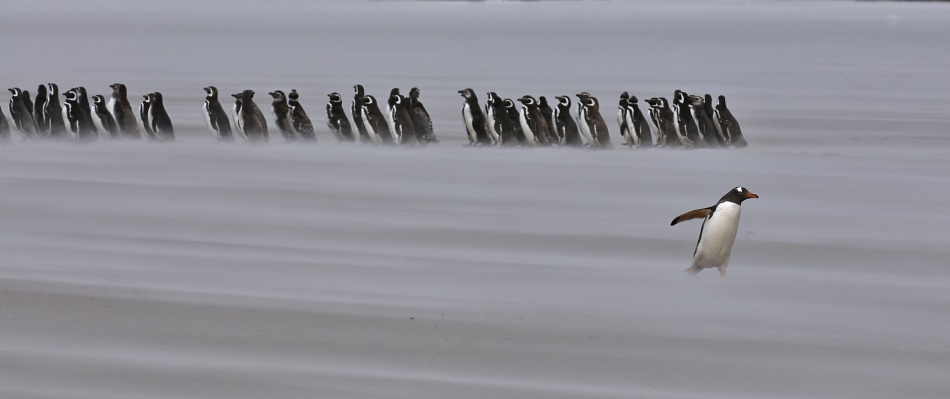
[671,207,713,226]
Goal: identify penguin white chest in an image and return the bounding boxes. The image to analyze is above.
[461,103,476,141]
[693,202,742,269]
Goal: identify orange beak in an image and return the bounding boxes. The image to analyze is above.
[745,192,759,199]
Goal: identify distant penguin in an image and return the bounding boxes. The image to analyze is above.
[352,84,372,143]
[578,94,612,149]
[503,98,528,145]
[360,95,394,144]
[671,186,758,276]
[232,90,268,142]
[72,87,95,131]
[538,96,560,145]
[385,88,407,144]
[108,83,141,139]
[651,97,682,148]
[674,90,703,147]
[202,86,233,141]
[516,95,544,146]
[408,87,437,144]
[148,92,174,141]
[63,89,98,141]
[91,95,119,139]
[388,89,417,145]
[8,88,38,139]
[33,85,48,136]
[627,95,653,148]
[288,89,316,141]
[458,88,491,146]
[688,95,720,148]
[486,92,517,146]
[269,90,296,141]
[139,93,155,139]
[574,92,595,146]
[554,95,583,147]
[484,93,499,143]
[44,83,68,140]
[715,95,748,148]
[618,92,634,146]
[704,94,726,146]
[326,92,355,142]
[0,105,10,144]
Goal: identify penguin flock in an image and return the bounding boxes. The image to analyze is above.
[462,89,748,149]
[2,83,747,148]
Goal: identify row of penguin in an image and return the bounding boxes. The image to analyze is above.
[2,83,746,148]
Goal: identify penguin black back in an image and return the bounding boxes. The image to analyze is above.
[269,90,296,141]
[628,95,653,148]
[459,88,491,145]
[554,95,583,147]
[408,87,437,143]
[148,92,174,141]
[8,88,38,139]
[45,83,68,139]
[326,91,355,142]
[538,96,559,144]
[203,86,233,141]
[352,84,371,143]
[716,95,748,148]
[109,83,141,139]
[33,84,48,135]
[288,89,316,141]
[92,94,119,139]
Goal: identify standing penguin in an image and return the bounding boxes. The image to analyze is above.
[688,95,720,148]
[674,90,703,147]
[63,89,98,141]
[91,95,119,139]
[408,87,437,144]
[360,95,394,144]
[288,89,316,141]
[486,92,516,146]
[140,93,155,139]
[33,85,48,135]
[577,93,612,149]
[715,95,748,148]
[72,87,96,131]
[627,95,653,148]
[503,98,528,145]
[704,94,727,146]
[232,90,268,142]
[484,92,499,143]
[618,92,634,146]
[458,88,491,146]
[326,92,355,142]
[516,95,545,146]
[538,96,560,144]
[202,86,233,141]
[108,83,141,139]
[0,105,10,144]
[148,92,174,141]
[44,83,68,140]
[574,92,595,146]
[554,96,583,147]
[388,89,417,145]
[671,187,758,276]
[269,90,296,141]
[352,84,372,143]
[8,88,38,139]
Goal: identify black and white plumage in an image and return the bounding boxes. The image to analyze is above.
[326,92,355,143]
[618,92,634,146]
[44,83,68,140]
[8,88,39,139]
[486,92,517,146]
[671,187,758,276]
[360,95,394,145]
[538,96,560,145]
[458,88,491,146]
[108,83,141,139]
[0,104,10,144]
[352,84,372,144]
[577,93,612,149]
[231,90,268,142]
[646,97,680,148]
[574,92,595,146]
[503,98,528,145]
[715,95,748,148]
[33,85,48,136]
[147,92,174,141]
[516,95,545,146]
[673,90,702,147]
[704,94,727,146]
[554,95,583,147]
[63,89,98,141]
[288,90,316,141]
[91,95,119,139]
[387,88,417,145]
[72,87,95,130]
[202,86,233,141]
[688,95,721,148]
[269,90,296,141]
[627,94,653,148]
[139,93,155,139]
[408,87,437,144]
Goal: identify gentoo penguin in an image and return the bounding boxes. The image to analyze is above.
[202,86,233,141]
[388,89,417,145]
[704,94,727,146]
[458,88,491,146]
[269,90,296,141]
[671,186,758,276]
[63,89,98,141]
[554,95,584,147]
[33,85,48,135]
[673,90,703,147]
[715,95,748,148]
[627,94,653,148]
[326,92,355,142]
[574,92,595,146]
[538,96,560,144]
[351,85,372,143]
[516,95,545,146]
[91,95,119,139]
[147,92,174,141]
[8,88,38,139]
[108,83,141,139]
[288,89,316,141]
[232,90,268,142]
[360,95,394,144]
[408,87,437,143]
[0,105,10,144]
[139,93,155,139]
[486,92,516,146]
[688,95,720,148]
[577,93,612,149]
[618,92,634,146]
[503,98,528,145]
[44,83,68,140]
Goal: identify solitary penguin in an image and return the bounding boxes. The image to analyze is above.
[8,88,38,139]
[554,95,583,147]
[577,93,612,149]
[388,89,417,145]
[203,86,233,141]
[91,95,119,139]
[44,83,68,140]
[352,85,372,144]
[63,89,98,141]
[516,95,545,146]
[715,95,748,148]
[0,105,10,144]
[486,92,517,146]
[288,89,316,141]
[140,93,155,139]
[232,90,268,142]
[360,95,394,144]
[148,92,174,141]
[688,95,720,148]
[671,187,758,276]
[108,83,141,139]
[459,88,491,146]
[270,90,296,141]
[538,96,560,144]
[326,92,355,143]
[33,85,48,135]
[408,87,437,144]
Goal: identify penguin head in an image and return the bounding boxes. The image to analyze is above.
[575,92,591,101]
[555,95,571,108]
[458,88,475,99]
[362,95,376,106]
[353,84,364,96]
[688,95,704,106]
[204,86,217,98]
[658,97,670,108]
[538,96,549,107]
[619,92,629,101]
[704,94,713,104]
[486,92,499,104]
[63,89,78,102]
[389,88,400,97]
[110,83,127,96]
[717,95,727,107]
[269,90,287,102]
[518,95,536,106]
[503,99,516,110]
[289,89,299,101]
[628,95,639,104]
[92,95,105,105]
[152,92,163,103]
[328,92,343,103]
[8,88,20,96]
[142,93,153,103]
[242,89,255,99]
[47,83,59,96]
[721,186,759,204]
[583,96,599,109]
[409,87,420,100]
[36,84,47,95]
